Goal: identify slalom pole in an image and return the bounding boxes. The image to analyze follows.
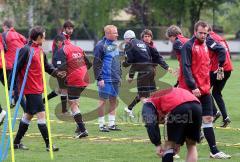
[40,51,54,160]
[0,48,20,161]
[3,48,34,160]
[0,114,8,162]
[0,50,15,162]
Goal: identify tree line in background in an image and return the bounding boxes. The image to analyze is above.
[1,0,240,41]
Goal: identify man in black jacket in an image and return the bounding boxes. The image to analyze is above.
[123,30,172,118]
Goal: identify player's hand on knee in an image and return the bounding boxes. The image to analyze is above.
[156,145,164,157]
[192,88,201,97]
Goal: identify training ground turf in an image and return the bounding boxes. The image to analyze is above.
[0,60,240,162]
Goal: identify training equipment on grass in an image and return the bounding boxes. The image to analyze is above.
[0,48,20,162]
[1,48,34,161]
[40,51,54,160]
[0,49,16,162]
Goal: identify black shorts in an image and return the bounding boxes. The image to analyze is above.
[0,69,11,85]
[137,66,156,98]
[57,77,67,89]
[25,94,45,115]
[167,102,202,145]
[198,94,213,116]
[67,86,86,100]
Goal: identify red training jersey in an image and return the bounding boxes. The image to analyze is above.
[147,88,200,115]
[208,31,233,72]
[63,40,89,87]
[0,28,26,69]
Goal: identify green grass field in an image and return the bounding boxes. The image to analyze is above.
[1,60,240,162]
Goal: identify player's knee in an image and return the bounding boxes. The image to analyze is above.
[202,116,213,123]
[71,109,81,116]
[186,138,197,146]
[23,113,33,121]
[59,88,67,96]
[163,141,175,150]
[37,118,46,124]
[21,116,31,125]
[69,99,79,108]
[99,99,106,106]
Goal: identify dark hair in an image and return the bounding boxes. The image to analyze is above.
[29,26,45,41]
[54,34,65,42]
[3,20,13,28]
[194,20,209,32]
[141,29,153,39]
[208,25,213,32]
[165,25,182,38]
[63,20,74,29]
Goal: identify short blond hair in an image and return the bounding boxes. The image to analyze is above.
[104,25,117,34]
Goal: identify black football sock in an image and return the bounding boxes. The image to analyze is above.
[162,152,174,162]
[74,113,86,132]
[60,96,68,113]
[203,127,219,154]
[43,91,58,103]
[128,96,141,110]
[0,104,2,113]
[14,120,29,144]
[38,123,49,148]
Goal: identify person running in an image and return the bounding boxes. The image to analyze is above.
[123,29,172,118]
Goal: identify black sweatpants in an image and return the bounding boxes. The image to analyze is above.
[210,71,231,120]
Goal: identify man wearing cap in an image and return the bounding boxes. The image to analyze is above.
[123,30,156,117]
[123,30,173,118]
